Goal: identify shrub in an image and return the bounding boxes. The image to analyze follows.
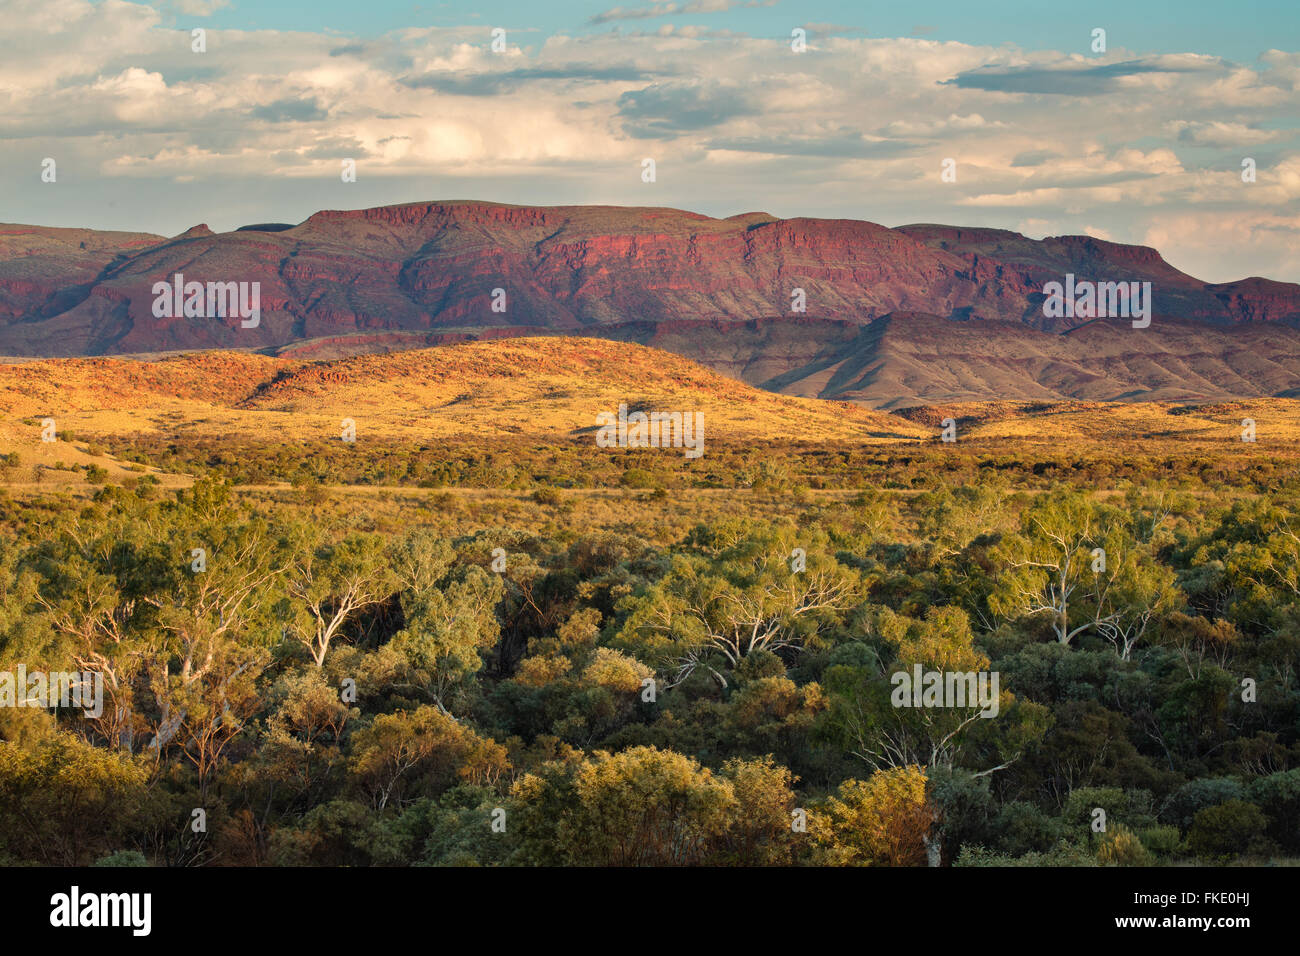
[1095,823,1152,866]
[812,766,933,866]
[994,801,1062,857]
[531,487,563,506]
[1064,787,1127,830]
[1138,825,1182,858]
[1246,769,1300,853]
[620,468,657,489]
[1186,800,1269,861]
[1160,777,1244,831]
[955,841,1096,867]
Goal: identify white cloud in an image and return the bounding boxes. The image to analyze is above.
[1144,210,1300,283]
[0,1,1295,282]
[1166,120,1284,147]
[170,0,230,15]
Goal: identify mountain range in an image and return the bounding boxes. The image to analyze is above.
[3,200,1299,407]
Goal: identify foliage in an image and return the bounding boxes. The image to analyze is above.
[0,454,1296,866]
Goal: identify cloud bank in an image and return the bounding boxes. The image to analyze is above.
[2,0,1297,282]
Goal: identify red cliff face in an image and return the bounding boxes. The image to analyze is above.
[0,201,1296,357]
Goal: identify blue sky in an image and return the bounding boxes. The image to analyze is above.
[175,0,1298,64]
[2,0,1298,282]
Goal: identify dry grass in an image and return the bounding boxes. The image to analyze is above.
[0,337,925,445]
[1,337,1298,499]
[897,398,1300,457]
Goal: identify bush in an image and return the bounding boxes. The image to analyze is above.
[1064,787,1125,833]
[1160,777,1244,832]
[812,767,933,866]
[1138,825,1182,858]
[928,769,995,862]
[956,841,1096,867]
[1246,769,1300,853]
[994,801,1061,857]
[1186,800,1270,861]
[1064,787,1156,835]
[1095,823,1152,866]
[531,487,563,506]
[620,468,657,489]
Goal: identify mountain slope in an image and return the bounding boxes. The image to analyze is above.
[586,314,1300,408]
[0,337,926,443]
[4,201,1300,407]
[2,201,1297,360]
[772,315,1300,408]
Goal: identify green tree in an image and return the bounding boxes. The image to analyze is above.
[349,706,508,812]
[0,733,156,865]
[512,746,737,866]
[991,490,1124,645]
[811,766,933,866]
[282,530,396,667]
[616,522,861,688]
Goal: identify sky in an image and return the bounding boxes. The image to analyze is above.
[2,0,1298,283]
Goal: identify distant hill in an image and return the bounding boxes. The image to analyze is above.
[2,338,1298,481]
[0,337,927,445]
[3,201,1300,406]
[604,313,1300,408]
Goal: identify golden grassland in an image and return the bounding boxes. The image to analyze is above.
[0,337,922,443]
[0,337,1298,506]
